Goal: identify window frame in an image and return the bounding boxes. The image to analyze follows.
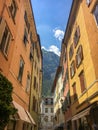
[23,28,28,45]
[76,45,83,68]
[29,46,33,61]
[51,108,53,113]
[25,73,31,94]
[73,26,80,48]
[69,44,74,60]
[70,60,76,78]
[45,108,48,113]
[79,70,86,93]
[24,11,30,32]
[9,0,17,22]
[0,19,11,57]
[32,96,36,111]
[72,82,77,101]
[17,58,24,83]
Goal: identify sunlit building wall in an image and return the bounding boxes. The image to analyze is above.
[63,0,98,129]
[51,66,65,129]
[0,0,39,129]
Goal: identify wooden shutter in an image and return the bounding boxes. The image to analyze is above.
[79,71,86,92]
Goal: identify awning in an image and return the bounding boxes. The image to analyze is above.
[26,111,36,125]
[72,106,91,121]
[13,101,31,123]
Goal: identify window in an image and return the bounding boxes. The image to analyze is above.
[24,11,30,32]
[23,28,28,45]
[72,83,77,101]
[45,108,48,113]
[25,74,30,94]
[18,58,24,82]
[0,19,11,56]
[51,98,53,104]
[79,71,86,93]
[9,0,17,20]
[32,96,36,111]
[93,4,98,25]
[30,32,33,43]
[76,45,83,68]
[73,26,80,47]
[70,60,75,78]
[29,46,33,61]
[69,44,74,60]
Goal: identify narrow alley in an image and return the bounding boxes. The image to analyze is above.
[0,0,98,130]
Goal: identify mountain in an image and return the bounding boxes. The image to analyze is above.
[42,48,60,96]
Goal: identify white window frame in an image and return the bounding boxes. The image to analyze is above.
[70,61,75,78]
[25,74,31,94]
[17,58,24,82]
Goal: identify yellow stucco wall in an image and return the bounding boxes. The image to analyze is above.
[67,2,98,116]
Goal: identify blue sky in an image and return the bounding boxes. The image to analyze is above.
[31,0,72,56]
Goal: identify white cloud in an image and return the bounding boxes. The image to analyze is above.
[49,45,60,56]
[42,45,60,56]
[53,28,64,41]
[41,46,47,50]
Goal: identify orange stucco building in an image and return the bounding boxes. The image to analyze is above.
[0,0,39,129]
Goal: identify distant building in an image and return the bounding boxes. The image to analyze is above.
[40,96,54,130]
[51,66,64,130]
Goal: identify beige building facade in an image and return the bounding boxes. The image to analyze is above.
[40,96,54,130]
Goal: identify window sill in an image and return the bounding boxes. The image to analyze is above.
[17,78,23,86]
[81,89,86,96]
